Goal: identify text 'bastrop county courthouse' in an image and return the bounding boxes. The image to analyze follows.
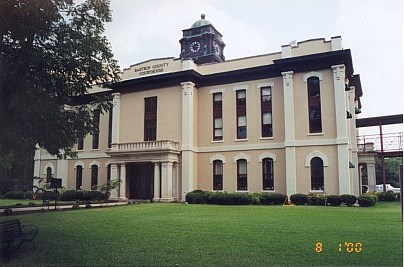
[34,15,364,201]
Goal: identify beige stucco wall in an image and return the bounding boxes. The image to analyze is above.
[119,86,182,143]
[197,149,286,194]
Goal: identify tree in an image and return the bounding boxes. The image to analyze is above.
[0,0,120,193]
[376,157,403,188]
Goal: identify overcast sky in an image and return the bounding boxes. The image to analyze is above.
[104,0,403,135]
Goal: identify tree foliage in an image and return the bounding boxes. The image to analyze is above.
[0,0,120,191]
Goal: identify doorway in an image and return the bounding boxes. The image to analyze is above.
[127,163,154,200]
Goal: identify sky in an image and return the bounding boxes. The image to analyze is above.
[104,0,403,136]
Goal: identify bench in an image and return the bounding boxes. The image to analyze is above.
[0,219,38,259]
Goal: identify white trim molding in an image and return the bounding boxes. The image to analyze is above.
[209,88,226,94]
[105,160,111,168]
[43,163,55,175]
[258,152,277,163]
[257,82,274,89]
[232,85,249,91]
[233,153,250,163]
[305,151,329,167]
[74,161,85,168]
[209,154,226,164]
[303,71,323,82]
[89,160,100,168]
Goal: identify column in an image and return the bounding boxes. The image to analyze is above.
[33,146,41,188]
[161,162,174,202]
[109,164,119,199]
[332,64,351,194]
[181,81,196,200]
[153,163,161,202]
[282,71,297,198]
[111,93,121,151]
[172,163,178,200]
[57,158,68,188]
[367,162,377,192]
[119,163,127,201]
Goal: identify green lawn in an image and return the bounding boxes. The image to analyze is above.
[1,202,402,266]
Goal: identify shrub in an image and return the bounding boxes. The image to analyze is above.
[358,195,376,207]
[4,191,26,199]
[229,193,251,205]
[378,191,397,202]
[290,194,307,205]
[185,190,208,204]
[250,193,260,205]
[60,190,83,201]
[207,192,228,205]
[364,193,378,204]
[24,191,34,199]
[3,208,13,216]
[326,195,342,206]
[340,194,357,206]
[83,191,105,201]
[307,194,326,206]
[259,193,287,205]
[206,192,252,205]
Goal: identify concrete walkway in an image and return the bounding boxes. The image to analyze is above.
[0,201,128,215]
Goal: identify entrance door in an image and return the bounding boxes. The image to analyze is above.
[128,163,154,200]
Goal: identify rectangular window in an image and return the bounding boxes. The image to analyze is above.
[307,77,322,133]
[262,158,274,190]
[92,109,100,149]
[236,90,247,139]
[91,165,98,190]
[261,87,273,137]
[77,137,84,150]
[144,97,157,141]
[213,160,223,190]
[213,93,223,140]
[237,159,248,191]
[76,166,83,190]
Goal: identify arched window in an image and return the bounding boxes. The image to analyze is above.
[213,160,223,190]
[46,167,52,183]
[311,157,324,190]
[262,158,274,190]
[307,76,322,133]
[237,159,248,191]
[76,165,83,190]
[91,165,98,190]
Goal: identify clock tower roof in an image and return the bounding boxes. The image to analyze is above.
[191,14,212,28]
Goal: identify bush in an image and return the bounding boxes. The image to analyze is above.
[60,190,83,201]
[364,193,378,204]
[358,195,376,207]
[326,195,342,206]
[377,191,397,202]
[250,193,260,205]
[83,191,105,201]
[340,194,357,206]
[290,194,307,205]
[185,190,208,204]
[206,192,251,205]
[3,208,13,216]
[4,191,26,199]
[307,194,326,206]
[259,193,287,205]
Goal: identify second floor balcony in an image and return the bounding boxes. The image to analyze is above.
[110,140,180,154]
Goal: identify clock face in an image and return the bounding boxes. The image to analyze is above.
[190,41,201,53]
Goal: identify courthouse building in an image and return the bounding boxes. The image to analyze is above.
[33,15,363,201]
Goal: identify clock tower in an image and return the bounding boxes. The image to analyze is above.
[179,14,225,64]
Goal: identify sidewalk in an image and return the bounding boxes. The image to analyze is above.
[0,201,128,215]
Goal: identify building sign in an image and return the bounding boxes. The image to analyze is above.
[134,62,170,76]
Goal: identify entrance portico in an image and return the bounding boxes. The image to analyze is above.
[107,140,180,202]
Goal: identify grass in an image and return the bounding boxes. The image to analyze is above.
[1,202,402,266]
[0,199,43,207]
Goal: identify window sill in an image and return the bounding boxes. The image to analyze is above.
[309,190,324,194]
[235,138,248,142]
[211,140,224,144]
[261,190,275,192]
[235,190,249,192]
[90,149,100,151]
[307,133,324,136]
[260,137,274,140]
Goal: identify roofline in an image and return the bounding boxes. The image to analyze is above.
[356,114,403,128]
